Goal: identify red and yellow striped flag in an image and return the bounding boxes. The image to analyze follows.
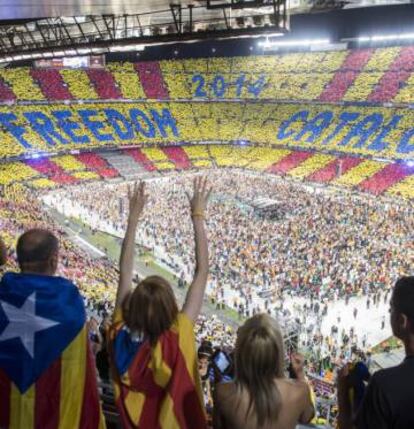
[0,326,105,429]
[0,272,105,429]
[109,312,207,429]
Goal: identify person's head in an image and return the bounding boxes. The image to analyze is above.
[234,314,285,427]
[16,229,59,275]
[124,275,178,345]
[198,342,213,377]
[390,277,414,343]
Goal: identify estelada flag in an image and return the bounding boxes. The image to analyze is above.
[108,310,207,429]
[0,272,106,429]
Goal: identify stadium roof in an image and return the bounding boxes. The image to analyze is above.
[0,0,410,62]
[0,0,291,60]
[0,0,408,20]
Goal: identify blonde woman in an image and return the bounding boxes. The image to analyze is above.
[213,314,314,429]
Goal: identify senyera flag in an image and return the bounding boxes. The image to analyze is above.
[0,272,105,429]
[109,312,207,429]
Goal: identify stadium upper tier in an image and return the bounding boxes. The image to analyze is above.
[0,101,414,161]
[1,46,414,103]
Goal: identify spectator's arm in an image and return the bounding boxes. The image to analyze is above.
[338,385,354,429]
[298,382,316,424]
[292,353,315,424]
[212,384,226,429]
[0,236,7,266]
[115,182,147,309]
[182,177,211,322]
[337,365,354,429]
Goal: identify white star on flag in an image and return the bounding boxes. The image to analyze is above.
[0,292,59,358]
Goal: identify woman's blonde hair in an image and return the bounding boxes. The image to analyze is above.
[235,314,285,427]
[123,275,178,345]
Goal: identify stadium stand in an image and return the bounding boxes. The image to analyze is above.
[0,142,411,199]
[106,62,147,99]
[0,101,413,162]
[86,69,123,100]
[0,67,45,100]
[60,69,100,99]
[1,47,414,103]
[123,148,156,171]
[25,158,78,185]
[75,152,120,178]
[162,146,192,169]
[0,162,39,185]
[134,61,169,99]
[0,46,413,429]
[2,0,414,424]
[100,152,148,179]
[30,68,74,101]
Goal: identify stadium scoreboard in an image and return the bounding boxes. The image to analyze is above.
[34,55,105,69]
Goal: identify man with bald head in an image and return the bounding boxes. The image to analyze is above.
[16,229,59,275]
[0,229,105,429]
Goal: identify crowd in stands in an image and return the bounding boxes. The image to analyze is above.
[1,101,414,164]
[0,185,118,308]
[1,143,411,199]
[1,177,413,429]
[54,170,412,318]
[0,44,414,428]
[45,169,412,426]
[2,47,414,104]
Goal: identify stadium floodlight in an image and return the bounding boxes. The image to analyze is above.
[258,38,330,48]
[91,47,107,53]
[371,35,395,41]
[358,33,414,43]
[109,44,145,52]
[398,33,414,40]
[109,45,127,52]
[76,48,91,55]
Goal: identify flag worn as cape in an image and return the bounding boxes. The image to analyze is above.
[109,310,207,429]
[0,272,105,429]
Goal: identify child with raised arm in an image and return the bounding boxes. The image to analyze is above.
[109,178,211,429]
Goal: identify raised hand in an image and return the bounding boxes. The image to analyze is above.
[127,182,147,223]
[116,181,147,308]
[337,363,351,391]
[187,176,212,216]
[182,176,211,321]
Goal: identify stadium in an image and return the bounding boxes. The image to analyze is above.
[0,1,413,429]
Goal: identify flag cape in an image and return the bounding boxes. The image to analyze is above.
[0,272,105,429]
[109,311,207,429]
